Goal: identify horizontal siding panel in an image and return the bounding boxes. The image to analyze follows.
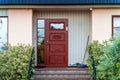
[34,11,91,65]
[0,0,120,5]
[0,9,8,16]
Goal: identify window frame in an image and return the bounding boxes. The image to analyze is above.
[36,19,45,66]
[112,16,120,37]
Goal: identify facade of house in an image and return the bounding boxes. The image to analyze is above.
[0,0,120,67]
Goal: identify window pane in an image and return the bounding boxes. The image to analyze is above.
[113,17,120,27]
[38,29,44,37]
[38,20,45,28]
[0,43,7,51]
[0,17,7,51]
[114,27,120,37]
[50,23,64,29]
[38,38,44,45]
[37,48,44,64]
[37,38,44,64]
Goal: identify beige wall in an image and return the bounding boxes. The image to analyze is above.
[92,9,120,42]
[8,9,33,45]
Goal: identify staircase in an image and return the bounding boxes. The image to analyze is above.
[34,67,91,80]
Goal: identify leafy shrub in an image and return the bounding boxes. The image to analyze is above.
[87,41,105,72]
[0,44,33,80]
[87,38,120,80]
[97,38,120,80]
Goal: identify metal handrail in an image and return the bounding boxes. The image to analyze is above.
[89,46,96,80]
[28,47,35,80]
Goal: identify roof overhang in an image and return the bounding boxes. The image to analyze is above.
[0,0,120,5]
[1,5,120,10]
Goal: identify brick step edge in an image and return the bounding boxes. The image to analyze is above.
[35,68,89,71]
[34,78,90,80]
[34,72,90,75]
[34,75,91,78]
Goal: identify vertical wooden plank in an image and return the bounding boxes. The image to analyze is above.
[0,9,8,16]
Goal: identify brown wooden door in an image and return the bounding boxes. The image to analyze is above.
[45,19,68,66]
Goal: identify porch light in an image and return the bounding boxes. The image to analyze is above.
[90,8,92,11]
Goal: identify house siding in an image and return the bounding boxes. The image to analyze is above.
[8,9,33,45]
[92,9,120,42]
[34,11,91,65]
[0,9,8,16]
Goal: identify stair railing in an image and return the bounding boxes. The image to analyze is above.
[89,46,96,80]
[28,47,35,80]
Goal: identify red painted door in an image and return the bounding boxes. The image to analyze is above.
[45,19,68,66]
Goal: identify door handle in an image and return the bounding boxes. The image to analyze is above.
[46,40,50,45]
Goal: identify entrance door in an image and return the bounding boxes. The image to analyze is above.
[45,19,68,66]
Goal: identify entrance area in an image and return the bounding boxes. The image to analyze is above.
[37,19,68,66]
[34,11,91,67]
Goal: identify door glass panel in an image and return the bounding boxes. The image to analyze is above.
[37,49,44,64]
[38,38,44,45]
[50,23,64,29]
[37,19,45,64]
[37,38,44,64]
[38,20,45,28]
[38,29,44,37]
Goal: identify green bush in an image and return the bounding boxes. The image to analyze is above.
[87,41,105,72]
[97,38,120,80]
[0,44,33,80]
[87,38,120,80]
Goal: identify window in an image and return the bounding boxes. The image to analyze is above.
[37,19,45,64]
[0,17,7,51]
[112,16,120,37]
[50,23,64,29]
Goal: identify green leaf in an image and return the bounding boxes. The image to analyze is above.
[0,44,34,80]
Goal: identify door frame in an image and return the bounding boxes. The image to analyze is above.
[36,18,68,67]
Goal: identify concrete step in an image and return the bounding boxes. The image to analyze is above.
[34,78,90,80]
[34,67,91,79]
[34,70,89,75]
[34,74,91,78]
